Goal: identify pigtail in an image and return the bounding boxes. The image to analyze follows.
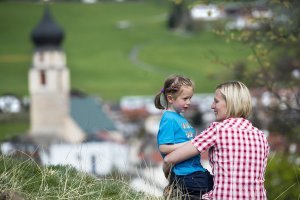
[154,91,165,110]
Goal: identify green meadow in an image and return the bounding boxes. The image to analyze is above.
[0,2,251,102]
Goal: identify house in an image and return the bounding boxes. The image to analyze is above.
[190,4,224,21]
[0,94,22,113]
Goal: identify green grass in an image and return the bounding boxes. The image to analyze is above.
[0,154,157,200]
[0,113,29,141]
[0,2,251,102]
[0,122,29,141]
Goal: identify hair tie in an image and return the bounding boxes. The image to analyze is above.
[160,88,164,93]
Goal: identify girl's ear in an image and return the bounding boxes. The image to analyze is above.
[167,94,174,103]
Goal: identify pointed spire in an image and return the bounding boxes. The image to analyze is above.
[31,6,64,48]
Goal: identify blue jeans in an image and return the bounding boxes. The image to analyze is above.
[170,170,214,196]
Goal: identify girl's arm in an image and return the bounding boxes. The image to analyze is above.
[159,141,189,154]
[164,141,199,164]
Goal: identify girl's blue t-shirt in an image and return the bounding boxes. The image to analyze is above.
[157,110,206,175]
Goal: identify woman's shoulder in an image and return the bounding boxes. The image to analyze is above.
[213,117,245,129]
[218,117,264,133]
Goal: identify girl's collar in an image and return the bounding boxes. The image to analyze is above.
[164,110,182,115]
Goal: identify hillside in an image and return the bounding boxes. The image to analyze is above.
[0,2,250,102]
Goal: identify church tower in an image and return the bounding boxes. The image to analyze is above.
[29,7,70,142]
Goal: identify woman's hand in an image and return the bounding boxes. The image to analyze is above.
[164,141,199,164]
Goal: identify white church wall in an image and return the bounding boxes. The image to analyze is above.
[40,142,130,175]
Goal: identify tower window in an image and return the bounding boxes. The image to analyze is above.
[40,70,46,85]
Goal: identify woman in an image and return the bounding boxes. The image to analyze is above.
[164,81,269,200]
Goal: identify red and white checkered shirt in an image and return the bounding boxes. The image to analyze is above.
[192,118,269,200]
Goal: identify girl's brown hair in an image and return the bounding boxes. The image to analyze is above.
[154,74,194,110]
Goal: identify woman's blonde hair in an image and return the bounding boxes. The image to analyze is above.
[216,80,252,118]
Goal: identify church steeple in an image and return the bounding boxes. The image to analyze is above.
[31,7,64,48]
[29,6,76,143]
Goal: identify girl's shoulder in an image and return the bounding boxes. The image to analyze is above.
[162,110,179,117]
[161,110,182,121]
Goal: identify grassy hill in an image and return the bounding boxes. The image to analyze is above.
[0,1,251,102]
[0,154,159,200]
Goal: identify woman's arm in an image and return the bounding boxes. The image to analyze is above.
[164,141,199,164]
[159,141,189,154]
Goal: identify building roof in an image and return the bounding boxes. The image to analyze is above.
[31,6,64,48]
[70,96,116,135]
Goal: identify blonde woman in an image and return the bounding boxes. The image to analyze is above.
[164,81,269,200]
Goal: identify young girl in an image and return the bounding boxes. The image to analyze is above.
[154,74,213,199]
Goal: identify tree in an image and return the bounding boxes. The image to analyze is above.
[167,0,194,31]
[216,1,300,197]
[214,0,300,152]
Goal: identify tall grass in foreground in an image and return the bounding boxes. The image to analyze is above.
[0,154,160,200]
